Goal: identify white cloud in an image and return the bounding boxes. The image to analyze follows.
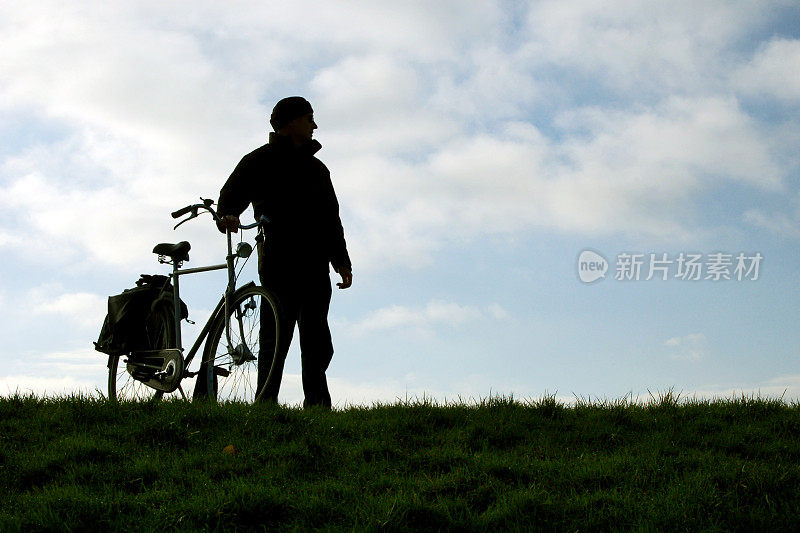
[522,0,769,96]
[665,332,708,361]
[430,44,547,122]
[0,0,795,276]
[347,300,482,337]
[330,373,436,408]
[310,55,459,159]
[561,96,782,189]
[0,229,22,248]
[0,2,270,270]
[0,347,108,397]
[312,55,422,124]
[0,171,166,267]
[0,2,261,158]
[487,303,510,320]
[545,96,785,240]
[744,210,800,238]
[686,373,800,403]
[339,95,784,269]
[743,191,800,238]
[30,290,107,329]
[736,38,800,101]
[0,375,100,397]
[327,372,531,408]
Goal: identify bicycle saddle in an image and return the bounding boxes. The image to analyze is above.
[152,241,191,262]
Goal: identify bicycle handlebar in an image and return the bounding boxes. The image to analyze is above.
[171,205,193,219]
[228,215,270,230]
[171,198,269,230]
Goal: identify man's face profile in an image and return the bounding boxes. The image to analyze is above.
[282,113,317,144]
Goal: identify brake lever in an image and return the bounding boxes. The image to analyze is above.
[173,216,193,230]
[173,210,200,230]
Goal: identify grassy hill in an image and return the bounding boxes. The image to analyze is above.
[1,392,798,531]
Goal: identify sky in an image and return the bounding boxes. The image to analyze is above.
[1,0,799,406]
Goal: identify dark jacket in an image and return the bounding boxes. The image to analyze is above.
[217,133,351,276]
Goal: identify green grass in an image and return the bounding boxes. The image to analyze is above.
[1,391,799,531]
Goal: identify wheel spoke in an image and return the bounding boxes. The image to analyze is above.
[204,286,280,404]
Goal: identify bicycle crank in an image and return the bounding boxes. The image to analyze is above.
[126,349,184,393]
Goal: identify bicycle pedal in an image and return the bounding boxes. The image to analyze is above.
[214,366,231,377]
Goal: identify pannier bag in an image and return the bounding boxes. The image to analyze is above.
[94,274,188,356]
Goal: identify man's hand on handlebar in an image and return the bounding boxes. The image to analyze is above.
[217,215,240,233]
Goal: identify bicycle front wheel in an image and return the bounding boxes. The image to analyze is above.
[108,302,174,402]
[202,285,281,403]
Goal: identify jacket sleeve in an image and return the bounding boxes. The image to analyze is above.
[217,155,253,218]
[322,168,352,272]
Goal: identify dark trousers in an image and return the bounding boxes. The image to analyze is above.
[257,270,334,408]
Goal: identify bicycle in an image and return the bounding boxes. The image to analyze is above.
[106,198,283,403]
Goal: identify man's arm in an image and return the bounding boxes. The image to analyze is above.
[216,155,253,233]
[320,166,352,274]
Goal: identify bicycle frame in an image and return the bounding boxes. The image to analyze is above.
[161,202,264,383]
[166,255,226,370]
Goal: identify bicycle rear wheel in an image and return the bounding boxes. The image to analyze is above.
[202,285,281,403]
[108,303,174,401]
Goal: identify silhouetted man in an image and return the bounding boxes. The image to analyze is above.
[215,96,352,408]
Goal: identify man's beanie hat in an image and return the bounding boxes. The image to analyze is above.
[270,96,313,131]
